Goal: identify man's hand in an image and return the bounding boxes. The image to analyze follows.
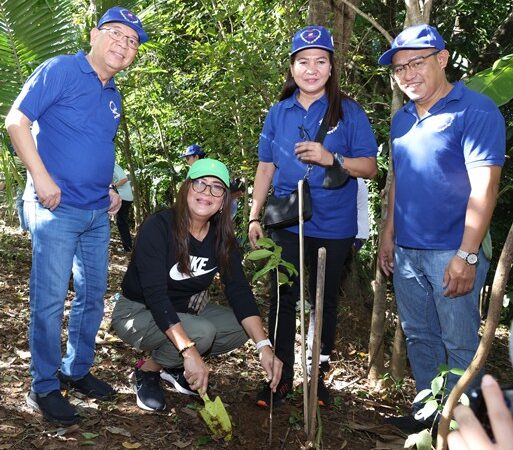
[448,375,513,449]
[443,255,476,298]
[34,174,61,211]
[108,190,122,215]
[379,232,395,276]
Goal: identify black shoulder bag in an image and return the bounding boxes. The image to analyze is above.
[262,115,330,229]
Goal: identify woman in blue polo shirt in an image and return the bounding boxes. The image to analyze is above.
[249,25,378,407]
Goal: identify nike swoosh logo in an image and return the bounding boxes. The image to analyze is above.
[169,264,217,281]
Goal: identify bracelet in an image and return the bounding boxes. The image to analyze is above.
[248,219,260,226]
[109,184,119,194]
[255,339,272,353]
[179,342,196,356]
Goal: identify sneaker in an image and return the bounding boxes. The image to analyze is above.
[315,374,331,407]
[160,368,198,396]
[58,371,116,401]
[26,390,80,426]
[256,379,292,408]
[384,414,434,434]
[133,367,167,411]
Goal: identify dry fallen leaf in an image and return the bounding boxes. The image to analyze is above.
[122,442,142,449]
[106,426,131,437]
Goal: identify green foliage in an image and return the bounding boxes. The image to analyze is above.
[466,54,513,106]
[0,0,78,118]
[246,237,297,285]
[403,365,466,449]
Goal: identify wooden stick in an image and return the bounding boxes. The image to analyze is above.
[298,179,309,433]
[307,247,326,441]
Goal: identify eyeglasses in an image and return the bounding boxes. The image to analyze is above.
[191,179,226,198]
[298,125,312,141]
[391,50,441,78]
[99,27,139,50]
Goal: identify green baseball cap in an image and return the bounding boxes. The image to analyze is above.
[187,158,230,187]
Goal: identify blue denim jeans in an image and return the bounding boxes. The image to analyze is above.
[393,246,489,403]
[24,201,110,393]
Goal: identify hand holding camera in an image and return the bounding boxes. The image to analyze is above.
[448,374,513,449]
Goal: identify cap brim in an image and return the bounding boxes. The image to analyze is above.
[291,45,334,56]
[99,20,148,44]
[379,45,440,65]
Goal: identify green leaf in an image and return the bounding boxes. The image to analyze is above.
[413,388,432,404]
[82,433,99,439]
[437,363,449,375]
[251,265,273,283]
[431,376,445,397]
[277,271,290,286]
[414,429,433,450]
[449,367,465,376]
[416,399,438,421]
[466,54,513,106]
[246,249,273,260]
[255,237,275,249]
[459,392,470,406]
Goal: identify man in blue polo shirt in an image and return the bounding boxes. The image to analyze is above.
[378,24,505,433]
[5,7,148,426]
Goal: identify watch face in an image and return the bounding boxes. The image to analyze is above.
[466,253,478,265]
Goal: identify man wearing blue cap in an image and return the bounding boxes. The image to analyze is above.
[180,143,206,166]
[5,7,148,425]
[378,24,505,433]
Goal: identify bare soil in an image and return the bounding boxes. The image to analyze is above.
[0,210,511,450]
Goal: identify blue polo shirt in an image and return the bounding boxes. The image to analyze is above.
[15,51,121,209]
[259,93,378,239]
[391,81,505,249]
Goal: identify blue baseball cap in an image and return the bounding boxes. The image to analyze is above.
[291,26,334,56]
[97,6,149,44]
[378,24,445,65]
[180,144,205,158]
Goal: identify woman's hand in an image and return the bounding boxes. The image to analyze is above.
[249,220,265,249]
[294,141,333,167]
[448,375,513,449]
[259,346,283,391]
[182,347,210,395]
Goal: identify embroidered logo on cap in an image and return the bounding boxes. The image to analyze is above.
[300,28,321,44]
[120,9,140,24]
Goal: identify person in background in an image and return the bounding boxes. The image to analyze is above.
[378,24,505,433]
[180,144,206,166]
[248,25,378,407]
[111,159,282,411]
[4,6,148,426]
[229,178,244,221]
[112,163,134,252]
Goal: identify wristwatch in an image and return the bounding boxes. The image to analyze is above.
[456,249,479,265]
[332,153,345,168]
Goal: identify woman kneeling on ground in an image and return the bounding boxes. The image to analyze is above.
[112,158,282,411]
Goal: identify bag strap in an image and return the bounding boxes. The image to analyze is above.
[304,111,330,181]
[314,112,330,144]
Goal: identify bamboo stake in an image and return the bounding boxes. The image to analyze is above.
[307,247,326,442]
[298,179,309,433]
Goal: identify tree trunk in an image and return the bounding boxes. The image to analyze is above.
[436,220,513,450]
[390,317,406,380]
[308,0,332,26]
[368,0,431,386]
